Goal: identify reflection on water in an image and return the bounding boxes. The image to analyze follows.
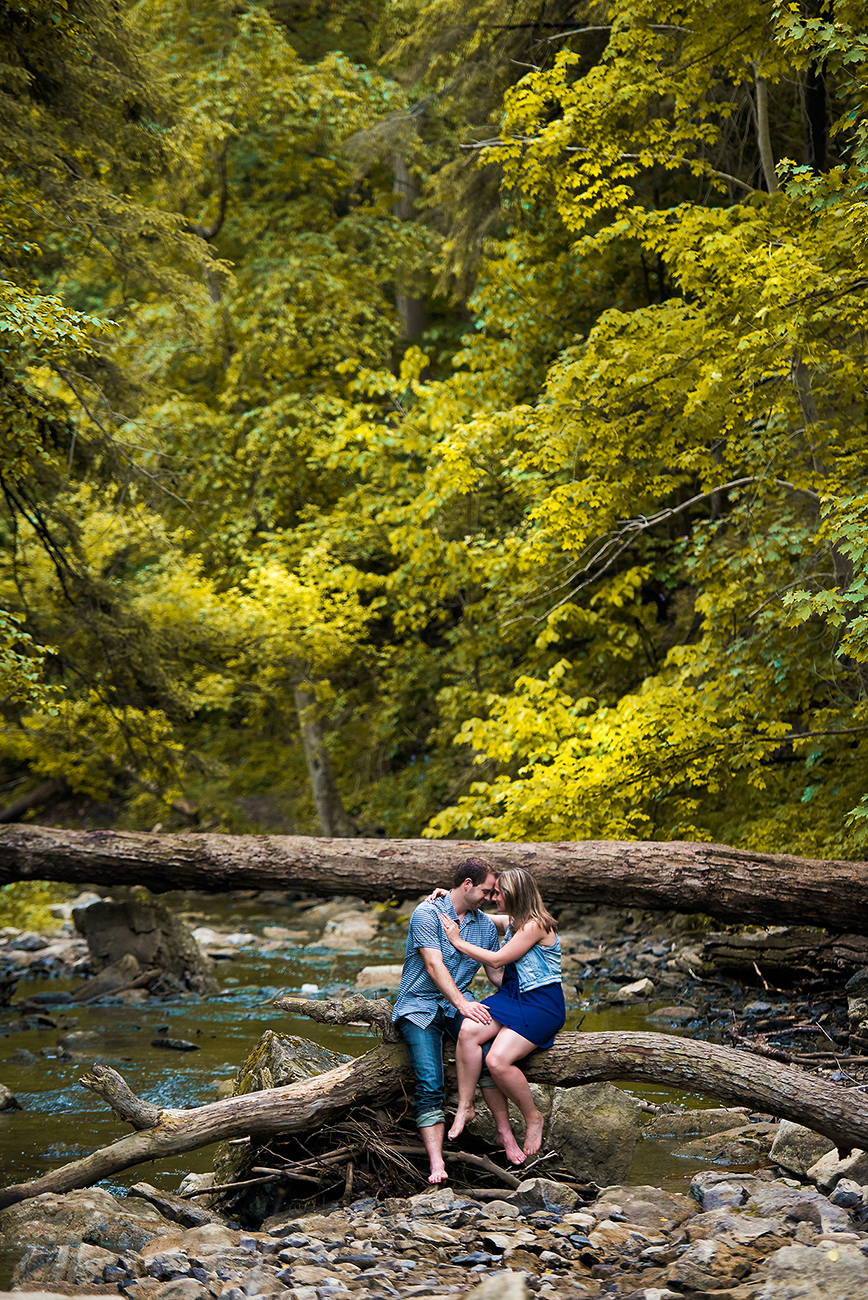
[0,892,743,1198]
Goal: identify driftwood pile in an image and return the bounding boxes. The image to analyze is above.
[200,1106,597,1222]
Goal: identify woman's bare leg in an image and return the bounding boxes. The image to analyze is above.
[448,1019,499,1140]
[480,1081,526,1164]
[486,1029,546,1155]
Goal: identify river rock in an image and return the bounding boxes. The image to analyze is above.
[644,1106,751,1139]
[513,1178,579,1213]
[300,899,367,926]
[3,1173,862,1300]
[807,1145,868,1191]
[830,1177,864,1210]
[73,897,219,996]
[49,889,102,921]
[548,1081,645,1183]
[678,1121,780,1161]
[691,1171,853,1235]
[754,1240,868,1297]
[354,965,403,988]
[69,952,143,1002]
[0,1081,19,1109]
[318,911,379,950]
[141,1223,244,1258]
[593,1185,698,1231]
[465,1272,530,1300]
[609,976,655,1000]
[769,1119,837,1176]
[11,1240,119,1288]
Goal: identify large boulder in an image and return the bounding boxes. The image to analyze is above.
[0,1187,174,1283]
[73,897,219,996]
[209,1029,349,1221]
[467,1079,646,1183]
[11,1241,119,1289]
[548,1082,646,1185]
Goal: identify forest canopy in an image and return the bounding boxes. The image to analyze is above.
[0,0,866,857]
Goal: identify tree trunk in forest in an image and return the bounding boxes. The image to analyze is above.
[804,61,827,171]
[752,62,779,193]
[393,157,425,339]
[0,826,867,934]
[4,1026,868,1210]
[292,684,357,838]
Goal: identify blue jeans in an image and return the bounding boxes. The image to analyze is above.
[397,1008,491,1129]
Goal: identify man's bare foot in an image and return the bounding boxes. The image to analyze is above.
[497,1125,526,1165]
[523,1111,545,1156]
[448,1106,475,1140]
[428,1160,449,1184]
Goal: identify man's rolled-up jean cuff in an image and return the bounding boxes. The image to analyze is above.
[417,1106,446,1127]
[479,1076,496,1088]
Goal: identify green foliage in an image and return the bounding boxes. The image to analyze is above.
[1,0,867,862]
[0,881,55,931]
[422,0,868,855]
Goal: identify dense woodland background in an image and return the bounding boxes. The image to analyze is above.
[1,0,867,878]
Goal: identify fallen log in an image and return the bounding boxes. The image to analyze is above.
[1,825,867,933]
[702,928,868,977]
[5,1028,868,1209]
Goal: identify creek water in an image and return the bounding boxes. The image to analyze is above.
[0,892,740,1204]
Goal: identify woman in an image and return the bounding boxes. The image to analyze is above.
[439,867,565,1160]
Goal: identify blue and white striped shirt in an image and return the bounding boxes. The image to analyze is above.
[392,895,500,1028]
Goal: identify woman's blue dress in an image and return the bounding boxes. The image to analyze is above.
[481,960,565,1048]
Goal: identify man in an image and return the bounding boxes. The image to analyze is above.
[392,857,522,1183]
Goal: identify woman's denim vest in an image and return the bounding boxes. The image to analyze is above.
[505,927,562,992]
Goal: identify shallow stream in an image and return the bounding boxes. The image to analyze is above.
[0,892,747,1203]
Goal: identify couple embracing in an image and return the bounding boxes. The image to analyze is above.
[392,858,565,1185]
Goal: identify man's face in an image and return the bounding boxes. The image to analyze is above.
[464,872,498,911]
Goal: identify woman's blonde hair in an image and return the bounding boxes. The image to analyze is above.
[498,868,557,935]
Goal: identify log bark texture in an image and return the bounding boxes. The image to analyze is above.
[4,1031,868,1209]
[702,927,868,976]
[0,825,866,932]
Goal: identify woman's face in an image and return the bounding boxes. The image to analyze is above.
[492,882,506,911]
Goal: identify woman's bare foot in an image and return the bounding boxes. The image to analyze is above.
[448,1106,475,1140]
[496,1123,526,1165]
[523,1110,545,1156]
[428,1159,449,1184]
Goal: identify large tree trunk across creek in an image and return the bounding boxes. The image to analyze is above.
[1,825,867,933]
[3,1026,868,1210]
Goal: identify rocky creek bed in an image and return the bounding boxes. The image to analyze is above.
[2,891,868,1298]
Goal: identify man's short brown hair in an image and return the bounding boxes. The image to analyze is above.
[451,857,497,889]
